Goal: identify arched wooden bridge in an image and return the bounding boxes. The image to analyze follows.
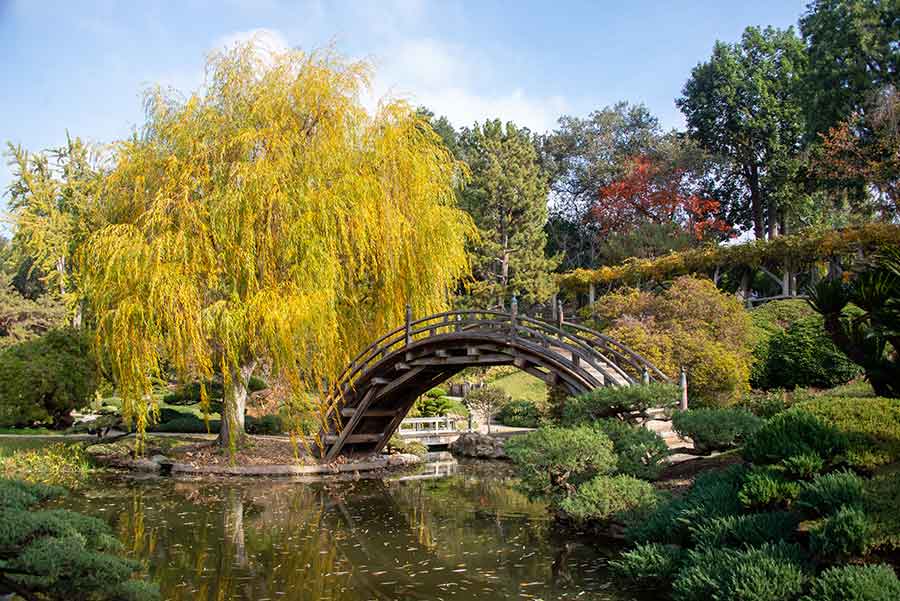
[321,304,668,460]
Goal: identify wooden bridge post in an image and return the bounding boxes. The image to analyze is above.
[642,368,650,385]
[405,304,412,346]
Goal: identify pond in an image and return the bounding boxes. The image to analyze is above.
[49,461,646,601]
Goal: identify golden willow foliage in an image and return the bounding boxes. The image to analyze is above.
[79,43,473,449]
[558,223,900,292]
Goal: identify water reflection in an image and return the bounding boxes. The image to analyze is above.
[56,463,641,600]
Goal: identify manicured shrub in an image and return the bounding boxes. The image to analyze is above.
[425,387,448,398]
[149,415,219,434]
[626,465,747,545]
[862,471,900,552]
[496,399,544,428]
[0,328,98,429]
[610,543,684,585]
[157,408,185,424]
[0,478,159,601]
[801,564,900,601]
[560,383,678,425]
[505,426,616,502]
[592,419,669,480]
[672,407,763,454]
[245,414,284,435]
[780,452,825,480]
[414,395,455,417]
[689,511,801,548]
[742,409,847,466]
[738,467,801,510]
[798,396,900,471]
[738,389,794,419]
[765,316,861,390]
[560,474,659,523]
[671,543,807,601]
[809,505,871,559]
[386,435,427,458]
[795,470,865,518]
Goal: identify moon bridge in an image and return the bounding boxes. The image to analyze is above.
[320,305,668,460]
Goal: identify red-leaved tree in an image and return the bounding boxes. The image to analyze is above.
[592,155,730,239]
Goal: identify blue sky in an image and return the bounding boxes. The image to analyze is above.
[0,0,806,214]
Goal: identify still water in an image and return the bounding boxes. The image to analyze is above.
[53,461,643,601]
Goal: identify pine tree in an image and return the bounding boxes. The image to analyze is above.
[458,120,559,307]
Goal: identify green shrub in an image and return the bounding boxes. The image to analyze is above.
[809,505,871,559]
[742,409,847,466]
[496,399,544,428]
[0,328,98,429]
[414,395,455,417]
[626,465,747,545]
[801,564,900,601]
[386,435,427,458]
[610,543,684,585]
[560,475,659,523]
[749,299,816,389]
[671,543,807,601]
[798,397,900,471]
[592,419,668,480]
[738,389,795,419]
[157,408,185,424]
[764,316,861,390]
[738,467,801,510]
[780,453,825,480]
[149,415,219,434]
[425,387,448,398]
[0,478,159,601]
[863,471,900,552]
[690,511,800,548]
[795,471,865,518]
[245,414,284,435]
[560,383,679,425]
[506,426,616,502]
[672,407,763,454]
[0,443,93,488]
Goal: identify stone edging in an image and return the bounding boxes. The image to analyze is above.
[168,453,424,476]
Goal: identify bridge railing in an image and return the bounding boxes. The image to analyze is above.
[398,416,464,436]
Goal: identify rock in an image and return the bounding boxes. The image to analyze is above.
[386,453,424,467]
[130,458,161,472]
[449,432,507,459]
[149,454,170,465]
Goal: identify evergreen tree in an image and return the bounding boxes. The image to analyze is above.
[458,120,559,307]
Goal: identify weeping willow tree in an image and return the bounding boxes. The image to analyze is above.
[79,43,473,451]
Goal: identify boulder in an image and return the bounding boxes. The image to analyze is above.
[386,453,424,467]
[449,432,507,459]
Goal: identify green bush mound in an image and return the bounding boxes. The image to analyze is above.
[671,543,808,601]
[609,542,684,586]
[0,478,159,601]
[781,452,826,479]
[162,376,268,405]
[246,414,284,435]
[412,395,456,417]
[592,419,668,480]
[560,383,678,425]
[764,316,861,390]
[560,474,658,523]
[626,465,747,545]
[672,407,763,454]
[738,466,801,509]
[496,399,544,428]
[149,414,220,434]
[386,435,428,458]
[425,387,447,398]
[802,564,900,601]
[0,328,98,429]
[798,396,900,471]
[689,511,801,548]
[862,471,900,552]
[795,470,865,518]
[505,426,616,502]
[738,389,796,419]
[809,505,871,559]
[742,409,847,467]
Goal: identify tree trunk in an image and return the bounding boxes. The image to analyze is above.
[500,230,510,307]
[218,362,256,448]
[748,164,765,240]
[56,256,66,296]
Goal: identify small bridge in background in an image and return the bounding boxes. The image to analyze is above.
[321,303,668,460]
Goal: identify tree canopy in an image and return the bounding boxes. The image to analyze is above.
[79,44,474,449]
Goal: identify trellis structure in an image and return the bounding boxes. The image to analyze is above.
[320,301,666,460]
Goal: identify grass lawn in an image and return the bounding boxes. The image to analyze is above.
[491,370,548,403]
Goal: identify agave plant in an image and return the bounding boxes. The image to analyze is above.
[808,249,900,398]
